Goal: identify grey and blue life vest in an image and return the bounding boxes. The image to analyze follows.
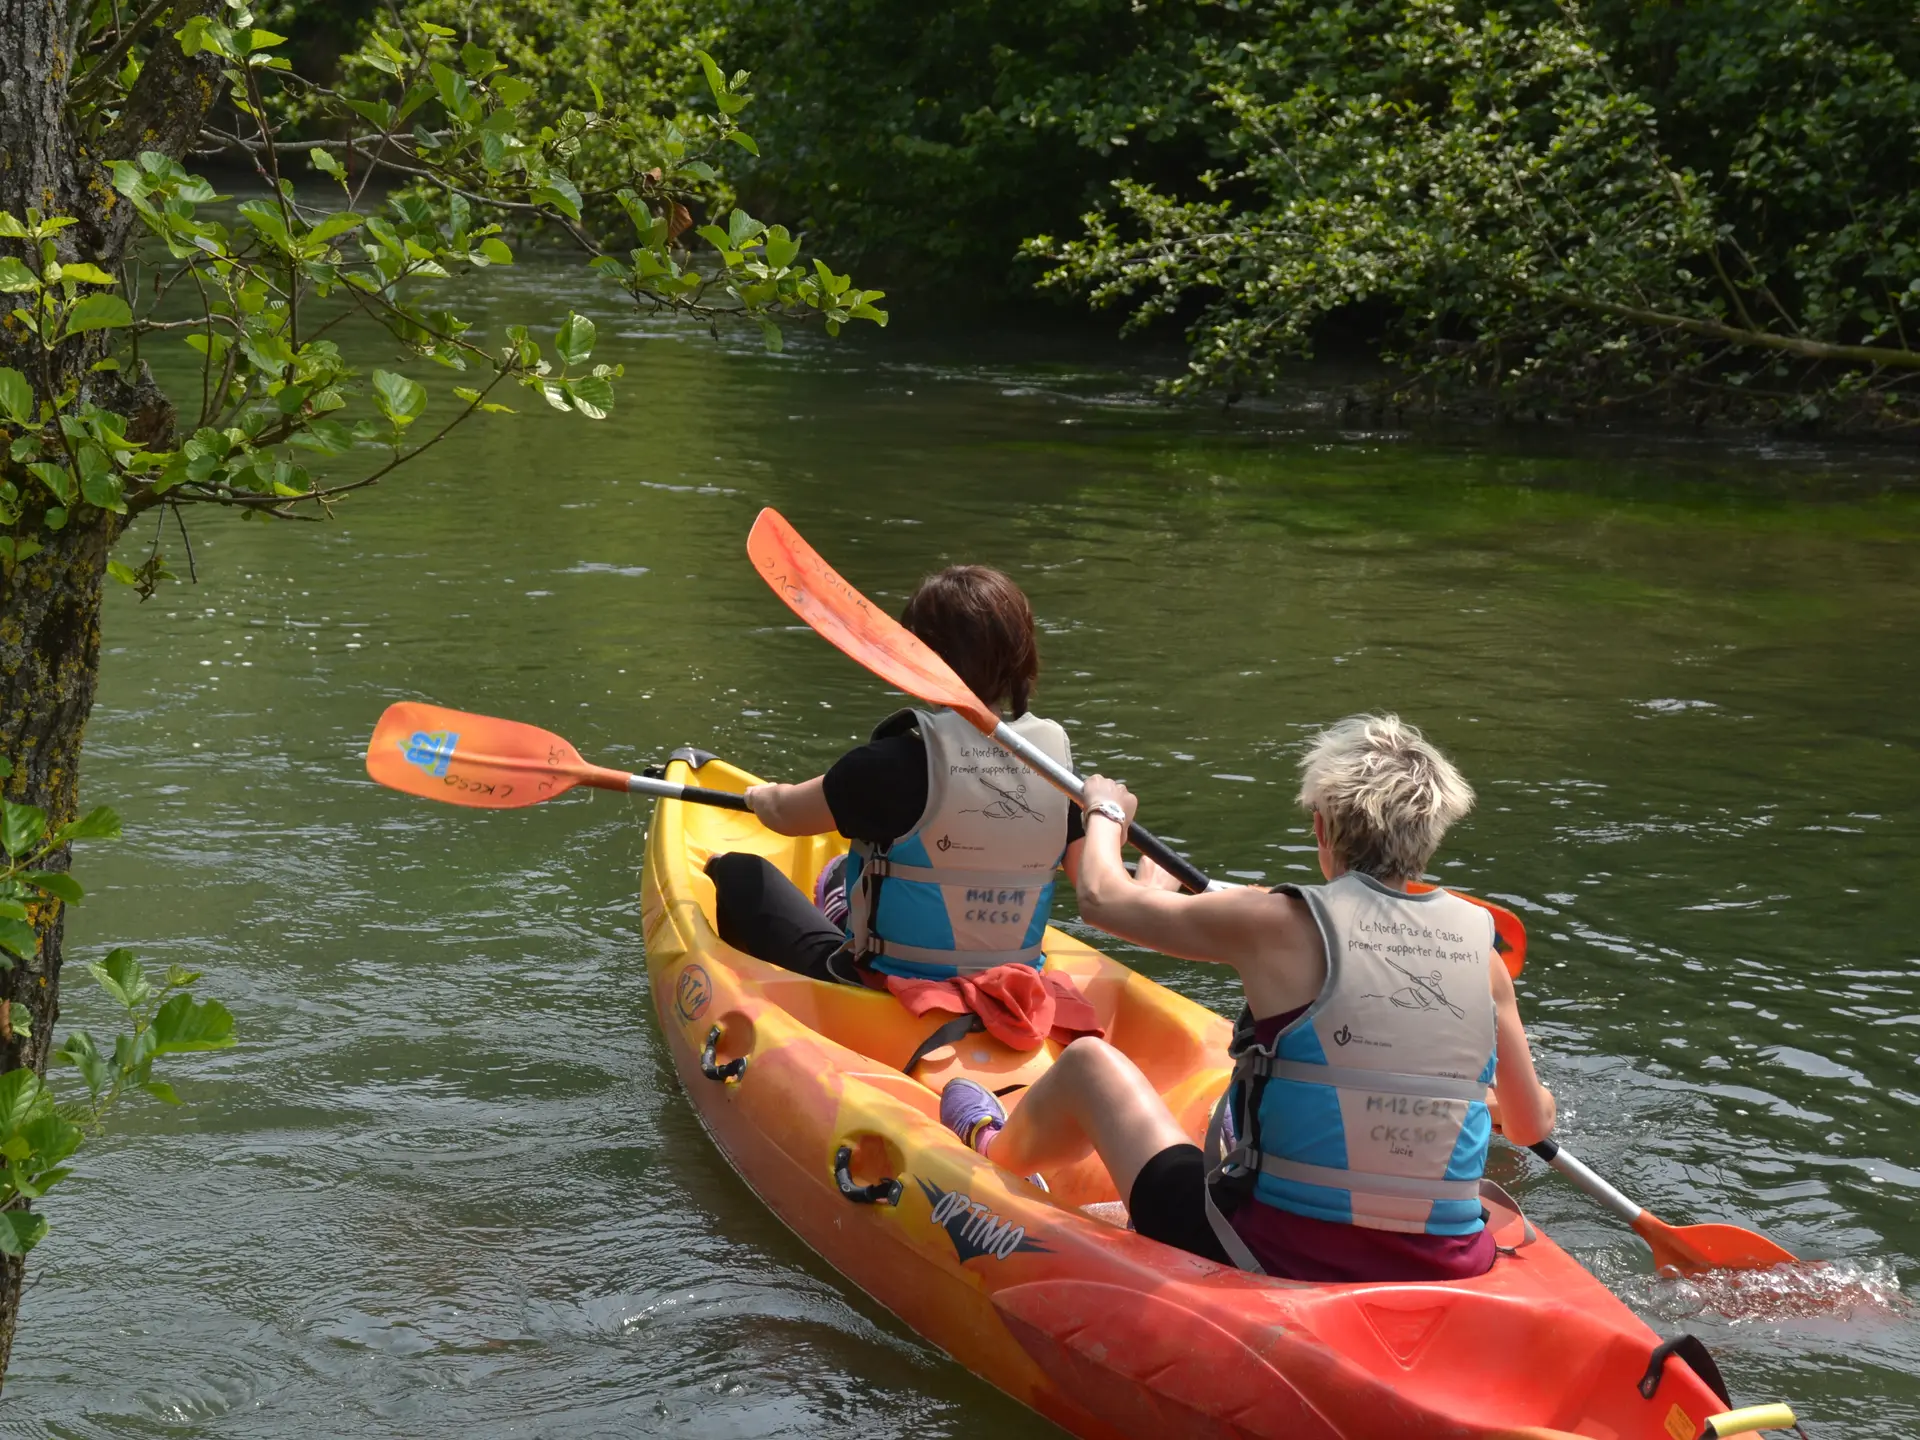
[844,707,1072,980]
[1205,873,1498,1260]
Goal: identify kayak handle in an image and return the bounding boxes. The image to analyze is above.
[833,1145,902,1206]
[699,1023,748,1084]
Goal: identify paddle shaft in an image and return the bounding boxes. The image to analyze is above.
[455,747,753,811]
[991,720,1216,894]
[1528,1138,1642,1225]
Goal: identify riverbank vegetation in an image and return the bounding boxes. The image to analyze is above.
[0,0,878,1387]
[327,0,1918,428]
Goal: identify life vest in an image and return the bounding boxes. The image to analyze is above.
[845,707,1071,980]
[1204,873,1498,1264]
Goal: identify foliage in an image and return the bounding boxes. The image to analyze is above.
[1023,0,1920,422]
[0,0,883,590]
[0,756,231,1259]
[714,0,1246,290]
[0,0,880,1382]
[303,0,732,227]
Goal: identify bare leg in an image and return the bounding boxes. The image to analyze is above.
[986,1038,1190,1202]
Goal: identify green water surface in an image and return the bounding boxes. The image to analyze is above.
[7,275,1918,1438]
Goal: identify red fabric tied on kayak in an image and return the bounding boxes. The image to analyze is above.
[883,965,1104,1050]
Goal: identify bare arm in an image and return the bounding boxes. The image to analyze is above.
[1060,836,1085,886]
[1074,777,1275,966]
[1487,951,1556,1147]
[744,777,837,837]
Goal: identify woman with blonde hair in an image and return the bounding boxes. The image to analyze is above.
[939,714,1558,1282]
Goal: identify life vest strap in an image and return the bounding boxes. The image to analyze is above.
[863,855,1054,889]
[1246,1055,1488,1102]
[864,936,1045,972]
[1258,1154,1482,1203]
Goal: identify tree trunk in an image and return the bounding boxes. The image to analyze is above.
[0,0,222,1388]
[0,514,118,1381]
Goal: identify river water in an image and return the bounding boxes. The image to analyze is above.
[7,270,1918,1437]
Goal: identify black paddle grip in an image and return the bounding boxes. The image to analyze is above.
[682,784,752,812]
[1125,821,1214,895]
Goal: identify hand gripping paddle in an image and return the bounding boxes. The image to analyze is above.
[365,702,750,812]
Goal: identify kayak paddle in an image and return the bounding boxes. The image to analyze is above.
[1529,1137,1800,1276]
[746,505,1529,963]
[365,702,751,812]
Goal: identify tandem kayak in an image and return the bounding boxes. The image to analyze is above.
[639,753,1764,1440]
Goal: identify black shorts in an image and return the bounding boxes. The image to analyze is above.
[1127,1144,1232,1266]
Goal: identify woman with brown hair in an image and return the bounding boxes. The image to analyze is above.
[705,564,1084,984]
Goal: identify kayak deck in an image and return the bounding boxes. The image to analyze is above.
[640,756,1738,1440]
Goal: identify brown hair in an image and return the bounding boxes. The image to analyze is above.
[899,565,1040,715]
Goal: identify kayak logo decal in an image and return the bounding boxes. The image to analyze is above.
[402,729,458,778]
[917,1178,1050,1262]
[675,964,713,1024]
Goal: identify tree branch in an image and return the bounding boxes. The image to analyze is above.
[90,0,227,261]
[66,0,173,111]
[1538,292,1920,373]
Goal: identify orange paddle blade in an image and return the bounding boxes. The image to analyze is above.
[747,507,1001,734]
[1635,1213,1801,1276]
[1406,882,1527,977]
[366,702,628,809]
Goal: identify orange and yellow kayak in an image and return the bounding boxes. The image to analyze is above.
[640,755,1765,1440]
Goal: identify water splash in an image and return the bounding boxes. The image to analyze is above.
[1648,1259,1910,1323]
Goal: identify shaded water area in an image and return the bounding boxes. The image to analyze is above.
[8,267,1919,1437]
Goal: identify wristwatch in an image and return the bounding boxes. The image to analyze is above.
[1086,799,1128,830]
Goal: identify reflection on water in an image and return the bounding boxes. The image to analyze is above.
[5,269,1917,1437]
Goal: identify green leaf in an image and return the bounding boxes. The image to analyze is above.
[493,75,533,109]
[0,1210,48,1257]
[696,50,728,106]
[141,1079,182,1106]
[308,213,364,246]
[81,467,125,514]
[478,238,512,265]
[22,1114,80,1167]
[309,148,347,184]
[150,993,236,1054]
[566,375,614,419]
[57,263,115,287]
[53,806,121,844]
[62,294,132,334]
[236,199,292,252]
[761,320,784,353]
[247,27,286,50]
[555,312,595,366]
[1,799,46,859]
[89,948,149,1010]
[532,174,582,222]
[22,870,80,905]
[107,560,140,587]
[0,368,33,425]
[27,462,72,504]
[726,130,760,156]
[54,1030,109,1100]
[0,258,41,293]
[0,1068,43,1137]
[0,918,32,963]
[370,369,427,427]
[0,215,25,239]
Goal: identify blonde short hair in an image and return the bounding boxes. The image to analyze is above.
[1296,714,1475,880]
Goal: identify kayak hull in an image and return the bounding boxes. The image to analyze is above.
[640,756,1730,1440]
